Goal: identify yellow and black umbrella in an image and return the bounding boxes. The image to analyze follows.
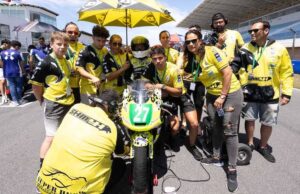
[78,0,174,45]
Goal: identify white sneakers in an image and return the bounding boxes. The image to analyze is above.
[0,96,9,105]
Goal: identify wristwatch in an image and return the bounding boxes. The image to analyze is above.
[220,94,226,99]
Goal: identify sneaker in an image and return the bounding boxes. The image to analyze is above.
[258,146,276,163]
[248,144,255,152]
[201,157,224,167]
[190,146,203,161]
[227,170,238,192]
[9,101,20,107]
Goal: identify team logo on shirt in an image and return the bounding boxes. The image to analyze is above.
[214,52,222,62]
[69,109,111,133]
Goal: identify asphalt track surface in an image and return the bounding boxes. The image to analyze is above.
[1,89,300,194]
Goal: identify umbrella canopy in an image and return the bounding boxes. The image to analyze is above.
[13,20,59,33]
[78,0,174,45]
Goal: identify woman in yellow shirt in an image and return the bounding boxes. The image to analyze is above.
[103,34,130,95]
[185,30,243,192]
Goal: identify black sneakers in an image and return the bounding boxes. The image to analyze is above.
[248,144,255,152]
[170,134,181,152]
[258,146,276,163]
[201,157,224,167]
[227,170,238,192]
[190,145,203,161]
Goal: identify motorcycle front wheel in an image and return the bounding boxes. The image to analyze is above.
[132,146,153,194]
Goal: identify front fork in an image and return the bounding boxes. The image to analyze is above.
[129,132,158,186]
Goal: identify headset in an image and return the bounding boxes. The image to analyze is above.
[63,22,81,37]
[210,13,228,29]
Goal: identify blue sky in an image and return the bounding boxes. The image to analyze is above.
[22,0,202,44]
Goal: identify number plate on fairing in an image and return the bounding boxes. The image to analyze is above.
[129,104,153,125]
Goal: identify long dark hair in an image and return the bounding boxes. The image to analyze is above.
[183,30,202,64]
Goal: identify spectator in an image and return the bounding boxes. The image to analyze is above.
[177,30,206,123]
[241,21,294,163]
[0,40,25,106]
[210,13,244,65]
[103,34,130,95]
[0,39,10,104]
[27,45,47,73]
[64,22,85,104]
[37,37,50,54]
[143,45,203,161]
[159,30,179,64]
[76,25,109,105]
[30,31,74,169]
[189,24,202,33]
[184,29,243,192]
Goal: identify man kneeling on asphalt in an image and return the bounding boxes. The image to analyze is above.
[143,45,203,161]
[36,90,128,194]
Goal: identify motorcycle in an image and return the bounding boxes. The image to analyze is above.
[121,79,170,194]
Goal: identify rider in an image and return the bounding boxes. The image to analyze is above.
[143,45,203,161]
[125,36,152,82]
[36,89,128,194]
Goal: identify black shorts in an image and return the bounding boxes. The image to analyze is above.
[184,81,205,110]
[163,93,195,114]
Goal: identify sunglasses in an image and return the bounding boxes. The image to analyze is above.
[248,28,263,34]
[112,42,122,47]
[185,39,198,45]
[67,31,79,35]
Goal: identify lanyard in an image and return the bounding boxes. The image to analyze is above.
[67,43,78,65]
[252,40,268,70]
[51,53,71,86]
[165,47,170,62]
[110,52,124,68]
[192,57,202,82]
[155,63,167,83]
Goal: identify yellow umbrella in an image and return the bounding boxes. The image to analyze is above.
[78,0,175,45]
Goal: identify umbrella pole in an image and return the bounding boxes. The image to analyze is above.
[126,8,128,47]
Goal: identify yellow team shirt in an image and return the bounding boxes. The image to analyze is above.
[165,47,179,64]
[155,62,186,95]
[30,55,74,105]
[197,46,241,95]
[103,52,127,95]
[36,103,117,194]
[242,41,294,99]
[68,42,85,88]
[78,46,108,95]
[219,29,244,62]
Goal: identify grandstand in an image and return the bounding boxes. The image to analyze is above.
[177,0,300,59]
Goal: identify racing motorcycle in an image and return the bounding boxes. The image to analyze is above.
[121,80,171,194]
